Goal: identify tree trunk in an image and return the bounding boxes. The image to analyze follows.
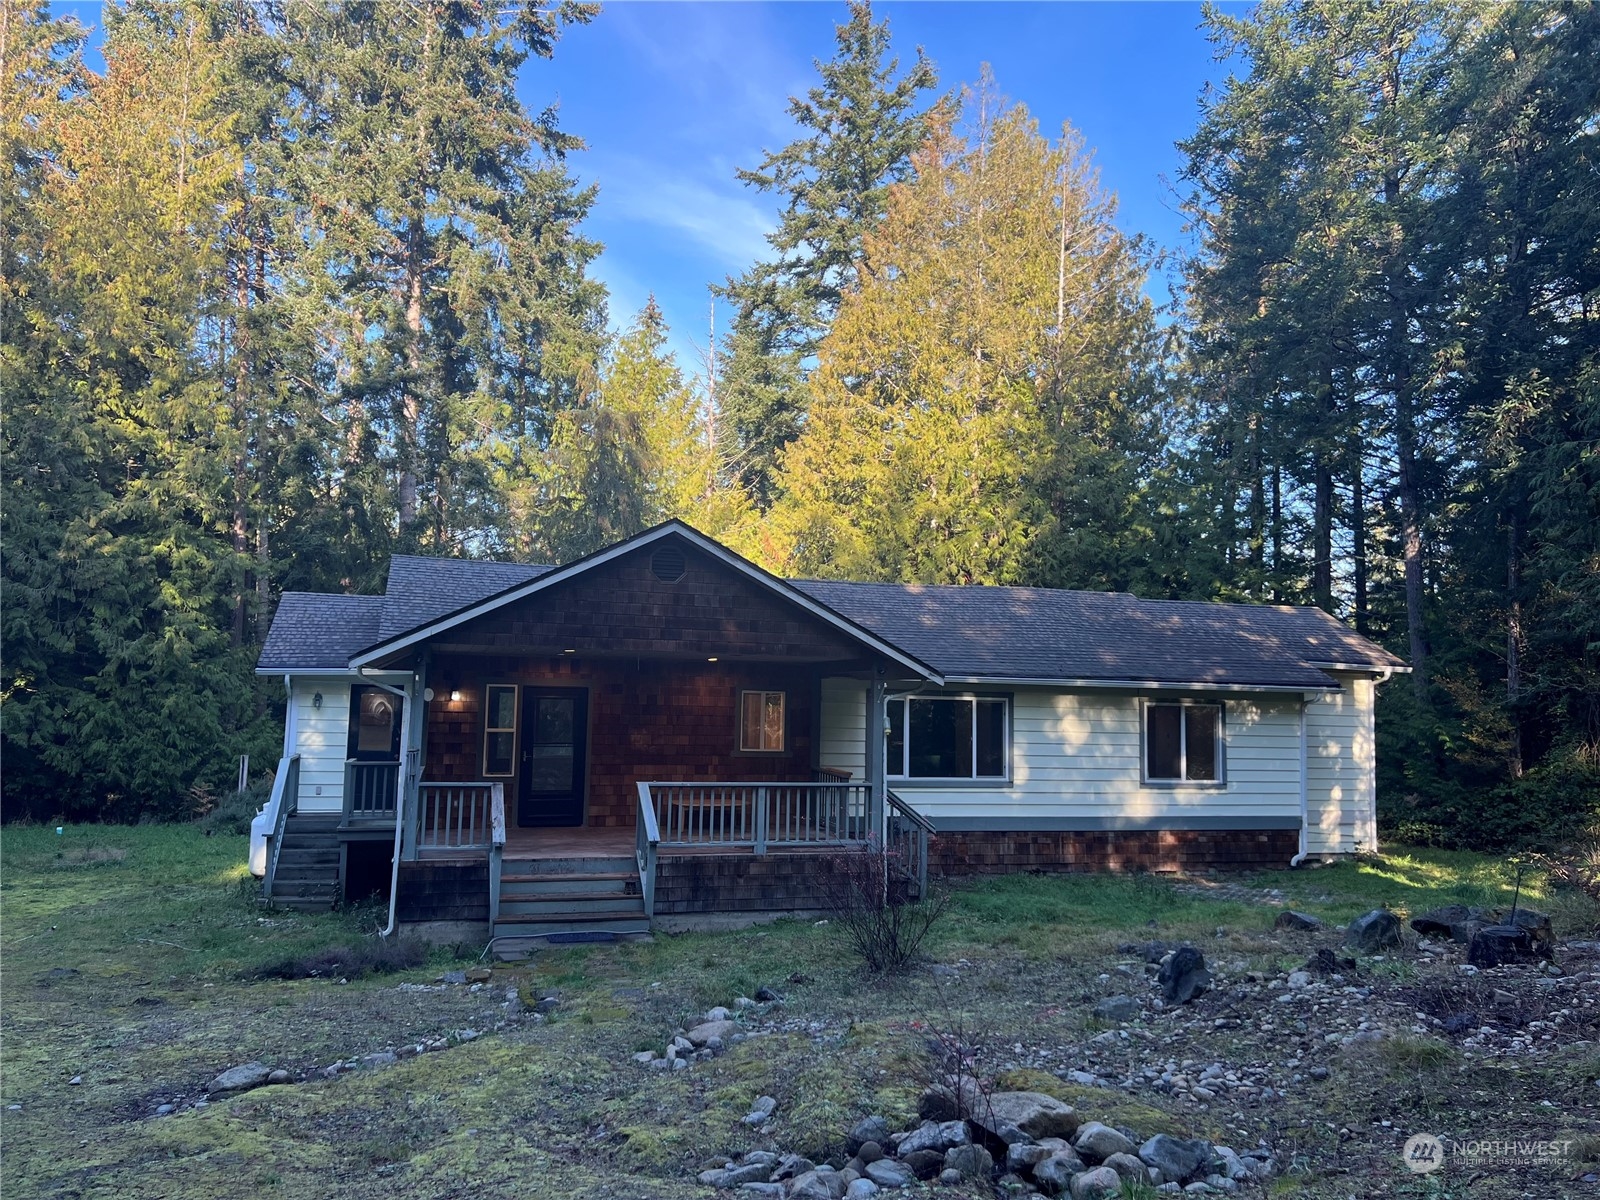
[1312,359,1334,611]
[1507,512,1523,779]
[397,218,423,535]
[1351,439,1369,634]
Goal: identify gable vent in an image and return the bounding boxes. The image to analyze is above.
[651,545,687,582]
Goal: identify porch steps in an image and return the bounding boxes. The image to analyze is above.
[267,815,342,912]
[491,854,649,953]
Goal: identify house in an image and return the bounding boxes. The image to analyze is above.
[252,520,1403,943]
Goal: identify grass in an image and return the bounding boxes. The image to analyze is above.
[4,826,1598,1199]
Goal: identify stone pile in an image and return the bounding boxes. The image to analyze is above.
[635,1004,755,1072]
[693,1086,1277,1197]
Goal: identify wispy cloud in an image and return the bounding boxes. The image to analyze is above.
[595,154,774,271]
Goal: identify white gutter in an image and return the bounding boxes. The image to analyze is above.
[936,675,1339,695]
[1290,696,1311,867]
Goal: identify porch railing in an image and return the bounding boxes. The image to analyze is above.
[344,759,399,823]
[261,754,300,900]
[885,788,933,901]
[488,783,506,924]
[417,782,499,852]
[644,781,873,852]
[635,782,661,922]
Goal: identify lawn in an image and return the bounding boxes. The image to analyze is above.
[3,825,1598,1199]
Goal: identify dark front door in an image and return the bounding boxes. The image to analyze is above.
[519,687,587,827]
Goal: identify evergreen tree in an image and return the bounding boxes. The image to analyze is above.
[718,0,943,504]
[771,81,1160,586]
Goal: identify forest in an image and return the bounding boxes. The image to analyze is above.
[3,0,1597,848]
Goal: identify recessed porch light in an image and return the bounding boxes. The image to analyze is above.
[707,657,719,663]
[563,648,576,654]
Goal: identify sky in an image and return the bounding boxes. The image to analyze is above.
[528,1,1239,371]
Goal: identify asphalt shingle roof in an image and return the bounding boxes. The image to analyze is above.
[257,593,385,672]
[259,548,1403,689]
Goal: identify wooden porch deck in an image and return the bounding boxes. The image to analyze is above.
[415,825,854,862]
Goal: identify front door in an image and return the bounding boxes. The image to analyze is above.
[518,687,587,827]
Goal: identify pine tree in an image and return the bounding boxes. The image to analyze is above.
[718,0,943,505]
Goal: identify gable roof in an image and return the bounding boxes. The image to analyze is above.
[258,523,1404,691]
[347,522,942,680]
[258,593,385,673]
[794,581,1403,691]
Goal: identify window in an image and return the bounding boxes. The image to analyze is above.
[887,695,1009,781]
[739,691,786,752]
[483,684,518,777]
[347,686,401,761]
[1144,702,1223,783]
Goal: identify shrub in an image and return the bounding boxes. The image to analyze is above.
[818,844,949,972]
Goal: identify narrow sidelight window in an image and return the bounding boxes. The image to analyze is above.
[1144,701,1224,783]
[483,684,517,777]
[739,691,786,752]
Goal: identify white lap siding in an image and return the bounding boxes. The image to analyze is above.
[1304,673,1377,856]
[818,677,868,780]
[289,679,350,814]
[819,684,1304,831]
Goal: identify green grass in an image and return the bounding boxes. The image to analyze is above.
[4,826,1596,1199]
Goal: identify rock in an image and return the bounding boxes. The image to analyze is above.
[208,1062,272,1095]
[361,1050,397,1068]
[971,1091,1080,1142]
[1070,1166,1123,1200]
[902,1150,946,1180]
[938,1168,963,1186]
[738,1186,784,1199]
[1092,995,1141,1022]
[741,1095,778,1126]
[1509,907,1555,952]
[1442,1012,1478,1034]
[1468,924,1541,967]
[533,994,560,1015]
[1410,904,1489,941]
[706,1005,731,1022]
[155,1103,175,1115]
[684,1019,738,1047]
[1286,970,1311,989]
[633,1051,658,1065]
[439,970,468,984]
[1308,1066,1330,1081]
[773,1154,816,1181]
[790,1170,848,1200]
[1158,947,1211,1005]
[698,1162,774,1188]
[1073,1122,1136,1163]
[266,1069,290,1085]
[1345,909,1402,953]
[1212,1147,1247,1181]
[464,966,492,983]
[1101,1152,1150,1184]
[1007,1143,1054,1172]
[1304,947,1357,976]
[865,1160,917,1189]
[857,1143,885,1166]
[849,1115,894,1153]
[845,1181,880,1199]
[754,985,784,1003]
[917,1086,961,1122]
[742,1151,779,1168]
[1032,1153,1086,1196]
[1139,1135,1213,1185]
[897,1120,969,1157]
[1274,910,1322,932]
[943,1144,993,1178]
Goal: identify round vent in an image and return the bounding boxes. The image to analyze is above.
[651,545,686,582]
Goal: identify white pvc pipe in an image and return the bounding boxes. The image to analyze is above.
[1290,697,1310,867]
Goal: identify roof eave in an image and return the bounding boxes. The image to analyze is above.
[935,675,1340,694]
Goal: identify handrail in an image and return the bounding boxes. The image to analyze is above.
[814,765,853,782]
[262,755,300,899]
[488,783,506,924]
[885,788,932,901]
[417,782,497,852]
[636,781,660,922]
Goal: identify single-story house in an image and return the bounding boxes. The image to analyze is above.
[252,520,1403,943]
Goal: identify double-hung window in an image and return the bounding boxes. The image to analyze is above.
[1144,701,1224,784]
[887,695,1009,781]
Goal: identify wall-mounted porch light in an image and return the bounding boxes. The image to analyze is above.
[449,689,463,703]
[312,691,322,709]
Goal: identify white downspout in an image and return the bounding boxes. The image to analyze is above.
[1290,696,1310,867]
[366,677,410,940]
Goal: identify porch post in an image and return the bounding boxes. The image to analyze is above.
[866,672,887,843]
[400,651,429,862]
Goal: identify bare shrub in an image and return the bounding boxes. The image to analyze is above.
[819,844,949,972]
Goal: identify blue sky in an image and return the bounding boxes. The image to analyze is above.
[531,2,1239,370]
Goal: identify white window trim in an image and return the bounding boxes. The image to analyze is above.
[887,693,1012,784]
[482,683,519,778]
[1140,698,1227,787]
[738,690,788,754]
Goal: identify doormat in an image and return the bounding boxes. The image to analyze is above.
[544,931,617,944]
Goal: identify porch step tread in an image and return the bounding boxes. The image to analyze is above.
[493,910,645,925]
[500,871,638,885]
[498,895,643,916]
